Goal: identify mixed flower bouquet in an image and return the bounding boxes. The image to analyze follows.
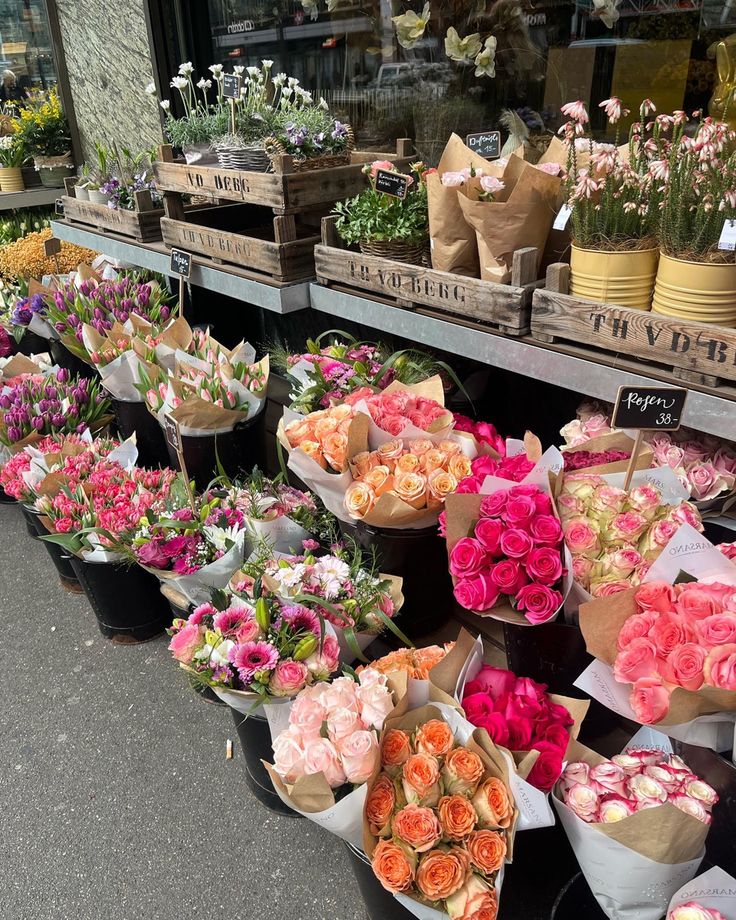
[365,705,517,919]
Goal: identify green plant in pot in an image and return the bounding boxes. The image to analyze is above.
[333,160,430,265]
[85,143,113,205]
[15,89,74,188]
[0,134,26,193]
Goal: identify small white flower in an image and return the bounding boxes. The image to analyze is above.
[247,66,260,78]
[196,78,212,90]
[178,61,195,76]
[170,76,188,91]
[209,63,224,76]
[262,59,273,69]
[313,555,351,583]
[234,65,245,76]
[196,638,234,668]
[318,96,328,111]
[160,100,171,111]
[273,72,287,87]
[144,82,157,96]
[288,77,299,87]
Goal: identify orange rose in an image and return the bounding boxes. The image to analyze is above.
[427,468,458,505]
[284,420,312,447]
[471,777,514,830]
[438,794,478,841]
[352,450,379,478]
[322,431,348,470]
[330,403,353,422]
[309,409,328,421]
[416,847,470,901]
[410,438,433,456]
[377,439,404,462]
[381,729,412,769]
[422,448,448,472]
[413,644,453,679]
[299,440,327,469]
[397,452,421,474]
[366,772,396,836]
[402,752,441,805]
[449,454,472,482]
[442,747,484,795]
[415,719,454,758]
[446,875,498,920]
[371,838,416,894]
[392,804,442,853]
[314,416,339,440]
[363,464,395,497]
[345,481,376,519]
[467,829,506,875]
[394,471,427,509]
[438,439,462,457]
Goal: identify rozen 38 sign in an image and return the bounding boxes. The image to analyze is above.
[612,385,688,431]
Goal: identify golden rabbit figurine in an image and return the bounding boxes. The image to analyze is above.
[709,33,736,127]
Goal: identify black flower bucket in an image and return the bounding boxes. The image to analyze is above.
[111,398,170,469]
[551,873,607,919]
[68,557,172,642]
[16,330,48,357]
[229,707,302,817]
[21,504,80,589]
[338,519,452,640]
[343,844,415,920]
[48,338,96,380]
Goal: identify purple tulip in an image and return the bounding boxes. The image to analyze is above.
[76,423,87,433]
[7,426,21,442]
[51,414,65,427]
[31,416,44,431]
[56,368,70,384]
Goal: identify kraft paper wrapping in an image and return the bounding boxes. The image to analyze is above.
[457,157,561,284]
[561,430,654,477]
[0,353,43,379]
[667,866,736,918]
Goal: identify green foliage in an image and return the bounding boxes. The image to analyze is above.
[333,166,428,245]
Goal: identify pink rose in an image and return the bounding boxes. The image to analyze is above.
[526,741,564,792]
[624,748,663,767]
[681,439,710,464]
[695,613,736,646]
[589,761,627,796]
[449,538,487,578]
[591,580,632,598]
[628,485,661,516]
[663,643,706,691]
[479,490,508,517]
[560,761,590,791]
[500,528,534,561]
[676,588,719,621]
[557,493,584,517]
[516,583,562,625]
[590,484,627,514]
[598,795,635,822]
[269,659,309,697]
[234,619,262,644]
[648,519,679,549]
[704,643,736,689]
[504,495,537,526]
[643,764,681,794]
[530,514,563,546]
[322,676,360,712]
[608,547,642,575]
[629,772,668,804]
[490,558,528,595]
[617,611,658,650]
[380,414,407,437]
[564,519,599,554]
[474,517,505,555]
[688,461,730,501]
[564,783,600,821]
[168,624,202,664]
[525,547,563,586]
[327,706,362,743]
[714,445,736,475]
[651,613,695,658]
[611,511,648,542]
[290,692,327,736]
[667,502,703,531]
[305,635,340,680]
[670,794,710,823]
[272,731,306,783]
[681,777,718,808]
[636,581,676,614]
[464,665,515,700]
[463,692,494,724]
[514,675,546,701]
[303,737,347,787]
[456,476,482,494]
[613,637,658,684]
[505,712,534,750]
[629,676,670,724]
[453,573,500,612]
[355,682,394,730]
[338,729,379,784]
[572,556,593,585]
[476,711,511,748]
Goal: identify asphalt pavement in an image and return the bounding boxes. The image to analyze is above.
[0,504,365,920]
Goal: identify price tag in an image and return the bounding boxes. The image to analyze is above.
[553,204,572,231]
[170,248,192,279]
[374,169,411,200]
[54,198,65,216]
[612,385,688,432]
[465,130,501,160]
[718,219,736,251]
[163,413,180,450]
[43,237,61,257]
[222,73,242,99]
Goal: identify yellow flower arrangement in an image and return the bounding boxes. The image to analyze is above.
[16,89,71,158]
[0,228,96,281]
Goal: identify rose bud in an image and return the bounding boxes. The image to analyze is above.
[564,783,600,822]
[560,761,590,790]
[628,773,667,804]
[680,777,719,809]
[643,764,680,794]
[590,762,627,796]
[598,795,636,823]
[670,794,711,824]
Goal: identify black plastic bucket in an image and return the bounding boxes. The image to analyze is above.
[165,411,266,488]
[111,398,170,469]
[69,557,172,642]
[17,330,49,356]
[338,519,452,640]
[19,502,38,538]
[22,505,81,588]
[48,338,96,380]
[229,706,302,817]
[0,484,16,504]
[343,843,415,920]
[551,873,607,919]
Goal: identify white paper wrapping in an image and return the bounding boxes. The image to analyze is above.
[667,866,736,918]
[271,778,369,849]
[245,514,311,555]
[153,533,246,605]
[96,351,149,402]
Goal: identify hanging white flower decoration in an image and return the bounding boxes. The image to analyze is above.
[474,36,497,78]
[392,3,431,50]
[444,27,481,64]
[593,0,620,29]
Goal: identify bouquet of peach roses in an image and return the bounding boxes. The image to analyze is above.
[364,703,517,920]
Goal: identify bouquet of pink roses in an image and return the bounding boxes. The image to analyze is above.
[452,414,505,458]
[343,376,453,446]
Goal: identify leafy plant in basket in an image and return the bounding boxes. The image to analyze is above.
[15,89,71,161]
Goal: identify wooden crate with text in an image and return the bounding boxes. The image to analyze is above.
[61,180,164,242]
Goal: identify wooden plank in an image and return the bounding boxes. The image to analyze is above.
[314,244,530,331]
[545,262,570,295]
[532,288,736,385]
[511,247,539,287]
[62,196,163,242]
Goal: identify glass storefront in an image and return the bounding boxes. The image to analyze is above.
[0,0,57,104]
[195,0,736,162]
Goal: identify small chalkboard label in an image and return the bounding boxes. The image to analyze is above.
[374,169,411,199]
[466,130,501,160]
[163,414,180,451]
[612,385,688,431]
[44,237,61,257]
[222,73,242,99]
[170,248,192,279]
[55,197,65,216]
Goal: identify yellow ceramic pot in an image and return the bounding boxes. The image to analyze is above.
[652,253,736,325]
[0,166,24,193]
[570,245,659,310]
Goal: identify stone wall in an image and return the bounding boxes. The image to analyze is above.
[54,0,163,161]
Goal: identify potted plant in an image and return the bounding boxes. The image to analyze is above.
[0,134,26,192]
[333,161,430,265]
[86,143,112,204]
[653,112,736,324]
[15,89,74,188]
[561,98,661,310]
[74,164,91,200]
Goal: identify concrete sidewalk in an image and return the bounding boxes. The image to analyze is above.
[0,505,365,920]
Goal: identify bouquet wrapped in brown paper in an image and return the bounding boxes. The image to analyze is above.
[561,430,655,477]
[457,156,561,283]
[0,352,52,383]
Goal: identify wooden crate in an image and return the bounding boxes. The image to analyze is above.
[314,216,541,336]
[532,263,736,387]
[153,139,414,214]
[61,181,164,242]
[160,203,318,283]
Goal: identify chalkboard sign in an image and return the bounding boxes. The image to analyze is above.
[374,169,411,199]
[222,74,242,99]
[55,197,65,216]
[612,385,688,431]
[466,130,502,160]
[44,237,61,257]
[163,414,180,451]
[170,248,192,279]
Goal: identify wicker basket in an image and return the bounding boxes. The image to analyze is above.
[264,125,355,172]
[215,144,272,173]
[359,239,427,266]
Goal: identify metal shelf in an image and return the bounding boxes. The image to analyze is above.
[0,187,62,212]
[310,283,736,441]
[50,220,310,315]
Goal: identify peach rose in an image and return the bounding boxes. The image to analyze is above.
[423,448,448,472]
[438,794,478,840]
[402,752,441,805]
[438,439,462,457]
[284,419,312,446]
[314,416,339,440]
[371,838,416,893]
[339,730,379,784]
[394,471,428,509]
[397,452,421,474]
[353,450,379,478]
[363,464,395,497]
[381,729,412,769]
[415,720,454,758]
[410,438,433,456]
[446,874,498,920]
[471,777,514,829]
[377,439,404,462]
[366,772,396,835]
[345,481,376,519]
[299,440,327,469]
[428,468,458,504]
[442,747,484,796]
[466,829,506,875]
[330,404,353,421]
[392,804,442,852]
[322,431,348,470]
[449,454,472,482]
[416,847,470,901]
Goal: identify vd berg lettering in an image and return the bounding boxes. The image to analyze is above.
[348,260,467,303]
